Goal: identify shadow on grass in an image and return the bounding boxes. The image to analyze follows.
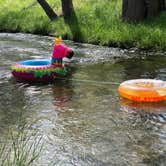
[63,11,84,42]
[142,11,166,30]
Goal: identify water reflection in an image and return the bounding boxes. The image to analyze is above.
[120,98,166,113]
[119,98,166,123]
[52,81,74,111]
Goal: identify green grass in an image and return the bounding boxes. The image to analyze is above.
[0,0,166,50]
[0,125,43,166]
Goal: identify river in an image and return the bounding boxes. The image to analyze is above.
[0,33,166,165]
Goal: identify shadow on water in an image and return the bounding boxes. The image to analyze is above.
[116,55,166,80]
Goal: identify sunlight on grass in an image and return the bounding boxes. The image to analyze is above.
[0,0,166,50]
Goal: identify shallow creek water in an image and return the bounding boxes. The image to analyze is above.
[0,33,166,165]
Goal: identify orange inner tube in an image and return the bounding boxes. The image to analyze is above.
[118,79,166,102]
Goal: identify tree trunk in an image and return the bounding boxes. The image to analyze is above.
[37,0,57,21]
[61,0,74,19]
[122,0,146,22]
[122,0,165,22]
[160,0,165,10]
[61,0,83,41]
[146,0,161,17]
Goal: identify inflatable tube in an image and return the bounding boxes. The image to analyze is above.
[118,79,166,102]
[11,59,67,82]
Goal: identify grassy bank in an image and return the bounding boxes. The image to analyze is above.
[0,0,166,50]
